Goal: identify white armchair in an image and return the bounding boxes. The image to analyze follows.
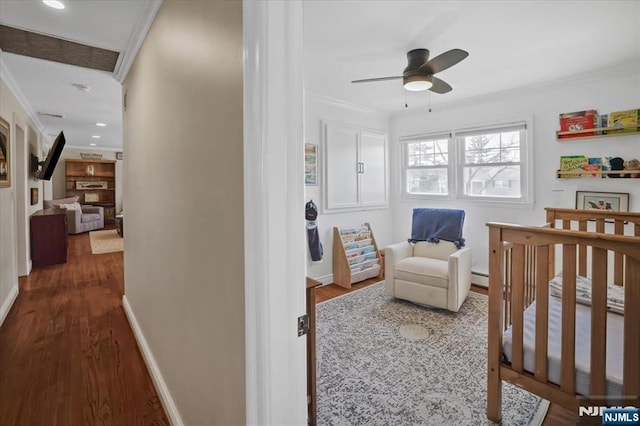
[384,240,472,312]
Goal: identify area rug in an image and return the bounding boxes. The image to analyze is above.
[89,229,123,254]
[316,282,549,425]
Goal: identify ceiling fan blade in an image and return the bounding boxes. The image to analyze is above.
[351,76,403,83]
[429,76,452,94]
[421,48,469,74]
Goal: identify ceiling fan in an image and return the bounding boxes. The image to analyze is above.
[351,48,469,94]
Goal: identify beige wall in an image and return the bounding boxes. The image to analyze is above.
[122,1,245,424]
[0,78,46,315]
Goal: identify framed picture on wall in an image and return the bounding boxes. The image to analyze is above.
[0,116,10,188]
[305,143,318,186]
[576,190,629,212]
[30,188,38,205]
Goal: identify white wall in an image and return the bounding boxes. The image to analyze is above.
[50,148,123,212]
[122,1,245,424]
[390,63,640,275]
[305,94,392,283]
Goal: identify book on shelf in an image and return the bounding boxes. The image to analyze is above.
[609,109,640,133]
[558,110,598,138]
[559,155,588,178]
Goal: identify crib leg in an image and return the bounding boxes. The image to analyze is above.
[487,366,502,422]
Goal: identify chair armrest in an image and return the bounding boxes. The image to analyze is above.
[383,242,414,296]
[447,247,472,312]
[64,208,82,234]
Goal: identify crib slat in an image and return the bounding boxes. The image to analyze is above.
[623,256,640,397]
[534,245,549,382]
[562,219,571,230]
[561,244,576,394]
[590,247,607,397]
[578,220,587,277]
[614,220,624,286]
[511,244,525,373]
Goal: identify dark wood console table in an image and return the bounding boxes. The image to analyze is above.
[31,209,68,267]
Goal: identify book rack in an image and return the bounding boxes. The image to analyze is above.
[332,223,382,289]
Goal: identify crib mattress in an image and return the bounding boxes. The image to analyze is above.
[502,293,624,397]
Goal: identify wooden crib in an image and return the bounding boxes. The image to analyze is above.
[486,207,640,422]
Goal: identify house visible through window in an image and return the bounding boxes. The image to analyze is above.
[403,134,450,196]
[401,122,531,204]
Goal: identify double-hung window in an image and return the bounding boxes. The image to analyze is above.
[457,122,529,203]
[400,121,531,204]
[402,133,451,196]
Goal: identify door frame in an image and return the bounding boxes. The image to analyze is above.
[243,1,307,424]
[13,113,30,277]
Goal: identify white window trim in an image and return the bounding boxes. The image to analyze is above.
[398,117,534,206]
[400,132,453,199]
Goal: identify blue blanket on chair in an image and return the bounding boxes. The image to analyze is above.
[408,208,466,248]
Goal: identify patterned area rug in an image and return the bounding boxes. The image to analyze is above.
[89,229,123,254]
[316,282,549,425]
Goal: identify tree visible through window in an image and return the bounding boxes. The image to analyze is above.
[458,124,526,199]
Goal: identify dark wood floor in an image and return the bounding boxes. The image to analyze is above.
[0,230,168,425]
[316,279,579,426]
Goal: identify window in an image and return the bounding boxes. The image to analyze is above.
[457,123,528,202]
[401,121,531,204]
[402,134,450,196]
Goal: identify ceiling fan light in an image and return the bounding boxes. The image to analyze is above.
[43,0,65,9]
[404,75,433,91]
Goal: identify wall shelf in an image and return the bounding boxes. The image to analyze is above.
[556,169,639,179]
[556,126,639,141]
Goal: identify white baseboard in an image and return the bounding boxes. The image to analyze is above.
[0,284,19,327]
[472,271,489,288]
[311,273,334,286]
[122,295,183,425]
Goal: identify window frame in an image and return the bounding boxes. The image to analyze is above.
[399,119,533,206]
[400,132,453,199]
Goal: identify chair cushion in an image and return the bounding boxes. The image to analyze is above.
[413,241,457,261]
[59,202,81,210]
[81,213,101,223]
[394,256,449,289]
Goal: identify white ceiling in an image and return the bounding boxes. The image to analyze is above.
[0,0,154,150]
[1,0,639,151]
[304,0,640,113]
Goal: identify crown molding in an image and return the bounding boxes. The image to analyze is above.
[64,144,121,152]
[113,0,163,83]
[0,48,47,138]
[307,92,390,118]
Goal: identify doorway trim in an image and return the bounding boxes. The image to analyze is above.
[243,0,307,423]
[13,113,30,277]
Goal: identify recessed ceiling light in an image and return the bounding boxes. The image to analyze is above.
[95,123,107,127]
[71,83,91,92]
[89,143,97,146]
[92,135,100,139]
[43,0,65,9]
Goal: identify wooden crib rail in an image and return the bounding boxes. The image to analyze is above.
[487,222,640,422]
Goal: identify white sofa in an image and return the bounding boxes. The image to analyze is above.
[384,240,472,312]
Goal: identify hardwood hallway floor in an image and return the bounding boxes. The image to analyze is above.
[0,230,168,425]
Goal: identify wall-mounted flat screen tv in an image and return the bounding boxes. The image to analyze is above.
[38,131,66,180]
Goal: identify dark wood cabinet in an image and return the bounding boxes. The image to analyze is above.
[31,209,68,267]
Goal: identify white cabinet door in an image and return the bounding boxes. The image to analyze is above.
[359,131,387,207]
[325,124,359,209]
